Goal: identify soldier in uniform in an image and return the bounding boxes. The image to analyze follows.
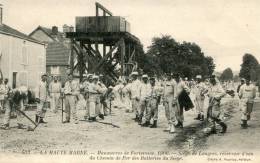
[1,87,27,130]
[175,74,191,128]
[162,73,177,133]
[97,75,107,119]
[88,75,106,121]
[63,74,80,124]
[49,76,62,113]
[141,77,161,128]
[129,72,142,121]
[138,75,151,125]
[238,77,256,129]
[194,75,207,121]
[83,74,92,120]
[35,74,49,123]
[207,76,227,134]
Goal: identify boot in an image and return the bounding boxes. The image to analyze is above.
[1,124,10,130]
[39,118,47,124]
[138,115,143,125]
[241,120,248,129]
[165,124,171,131]
[133,115,138,122]
[219,122,227,133]
[247,115,251,120]
[99,114,104,120]
[194,114,201,120]
[35,115,39,123]
[17,123,26,129]
[141,121,150,127]
[175,121,183,128]
[150,120,157,128]
[200,115,205,121]
[170,124,176,133]
[210,127,217,134]
[63,119,70,123]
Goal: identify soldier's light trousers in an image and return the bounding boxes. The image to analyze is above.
[65,95,78,122]
[4,100,24,125]
[195,96,204,115]
[145,98,158,121]
[51,93,60,112]
[164,97,177,125]
[240,99,254,121]
[36,101,48,118]
[88,94,101,118]
[131,99,140,116]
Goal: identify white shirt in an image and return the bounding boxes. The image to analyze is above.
[208,83,225,99]
[36,81,48,101]
[239,84,256,103]
[140,82,151,100]
[64,80,80,95]
[49,81,61,93]
[129,79,142,99]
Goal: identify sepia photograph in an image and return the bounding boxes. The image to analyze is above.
[0,0,260,162]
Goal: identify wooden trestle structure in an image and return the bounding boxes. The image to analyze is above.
[66,2,140,84]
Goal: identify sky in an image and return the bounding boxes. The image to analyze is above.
[1,0,260,72]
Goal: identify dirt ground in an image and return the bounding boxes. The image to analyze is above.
[0,96,260,155]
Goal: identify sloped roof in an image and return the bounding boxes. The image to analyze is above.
[46,42,70,66]
[0,24,44,45]
[29,26,65,42]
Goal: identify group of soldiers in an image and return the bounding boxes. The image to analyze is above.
[121,72,227,134]
[118,72,257,134]
[0,71,258,135]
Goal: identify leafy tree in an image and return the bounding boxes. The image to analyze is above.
[135,43,161,76]
[239,53,259,81]
[220,68,233,81]
[145,35,215,78]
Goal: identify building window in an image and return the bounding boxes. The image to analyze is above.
[21,46,28,65]
[51,66,60,75]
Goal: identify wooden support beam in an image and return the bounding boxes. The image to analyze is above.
[95,43,103,58]
[95,2,113,16]
[69,39,74,75]
[86,44,102,59]
[79,42,85,82]
[120,38,125,76]
[96,4,99,16]
[128,47,135,62]
[93,38,122,72]
[103,44,106,57]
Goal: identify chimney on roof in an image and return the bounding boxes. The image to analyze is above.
[0,4,3,25]
[52,26,58,35]
[63,24,70,33]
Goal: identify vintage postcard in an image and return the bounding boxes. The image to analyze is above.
[0,0,260,163]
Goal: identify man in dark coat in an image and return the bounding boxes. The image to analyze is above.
[175,74,193,128]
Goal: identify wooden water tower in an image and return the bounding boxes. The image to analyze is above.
[66,2,140,84]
